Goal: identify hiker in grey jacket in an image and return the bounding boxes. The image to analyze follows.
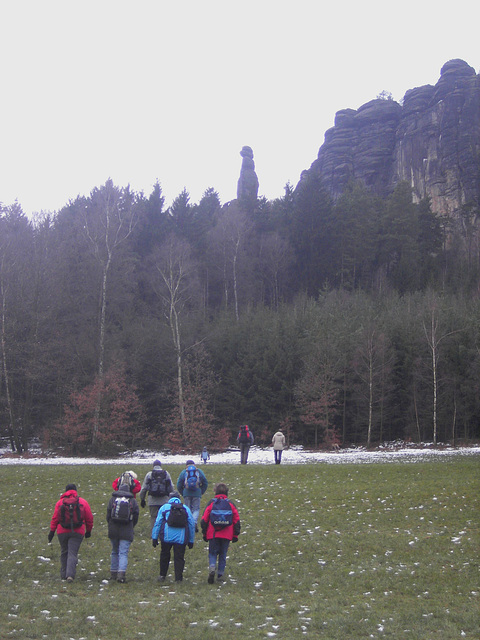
[271,430,286,464]
[139,460,173,532]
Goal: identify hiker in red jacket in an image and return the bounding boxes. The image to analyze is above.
[48,483,94,582]
[201,483,241,584]
[111,470,141,498]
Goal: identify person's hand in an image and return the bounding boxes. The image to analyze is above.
[141,499,146,508]
[187,542,194,549]
[47,531,54,543]
[202,534,208,542]
[232,536,238,543]
[152,539,158,548]
[85,531,91,539]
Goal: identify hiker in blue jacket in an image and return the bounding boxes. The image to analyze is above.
[152,492,195,583]
[176,460,208,529]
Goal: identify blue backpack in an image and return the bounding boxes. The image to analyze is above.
[184,465,200,490]
[209,497,233,530]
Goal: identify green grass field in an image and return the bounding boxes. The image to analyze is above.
[1,458,478,639]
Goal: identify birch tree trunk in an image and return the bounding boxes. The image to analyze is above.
[84,181,136,450]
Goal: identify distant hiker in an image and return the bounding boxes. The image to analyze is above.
[139,460,174,532]
[236,425,254,464]
[152,491,195,583]
[271,430,286,464]
[201,482,241,584]
[48,483,94,582]
[106,483,139,583]
[112,470,141,498]
[176,460,208,529]
[201,446,210,464]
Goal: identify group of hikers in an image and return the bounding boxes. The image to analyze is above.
[48,458,239,585]
[47,427,286,584]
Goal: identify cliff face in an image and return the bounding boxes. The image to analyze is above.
[301,59,480,217]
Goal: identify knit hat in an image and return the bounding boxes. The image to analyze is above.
[186,459,195,465]
[127,470,137,479]
[65,483,77,492]
[153,459,162,469]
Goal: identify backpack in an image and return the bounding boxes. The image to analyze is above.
[184,465,200,490]
[60,494,85,531]
[166,502,188,528]
[149,469,168,497]
[118,471,135,493]
[209,497,233,530]
[238,425,250,444]
[110,496,133,523]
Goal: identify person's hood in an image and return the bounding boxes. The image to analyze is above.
[113,484,134,498]
[60,489,78,499]
[168,496,182,505]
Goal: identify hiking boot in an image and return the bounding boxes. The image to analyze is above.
[109,571,118,580]
[208,571,215,584]
[157,575,166,582]
[117,571,126,583]
[66,576,74,583]
[217,574,224,582]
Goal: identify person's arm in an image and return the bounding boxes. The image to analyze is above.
[176,471,184,492]
[200,470,208,494]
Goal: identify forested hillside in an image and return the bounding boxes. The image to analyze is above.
[1,175,479,454]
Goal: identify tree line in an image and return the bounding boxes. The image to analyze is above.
[1,174,479,454]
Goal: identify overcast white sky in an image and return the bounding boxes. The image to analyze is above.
[1,1,478,217]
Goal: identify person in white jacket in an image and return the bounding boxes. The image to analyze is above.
[271,430,286,464]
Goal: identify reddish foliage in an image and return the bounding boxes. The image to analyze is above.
[45,364,146,455]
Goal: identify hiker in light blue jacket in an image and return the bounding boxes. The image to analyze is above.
[152,492,195,583]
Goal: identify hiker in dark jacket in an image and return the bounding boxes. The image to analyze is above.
[236,425,254,464]
[152,492,195,583]
[48,483,94,583]
[106,483,139,583]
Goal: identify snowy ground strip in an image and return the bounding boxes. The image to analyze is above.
[0,443,479,466]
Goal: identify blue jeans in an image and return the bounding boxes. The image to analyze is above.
[110,538,132,573]
[208,537,230,576]
[183,496,201,524]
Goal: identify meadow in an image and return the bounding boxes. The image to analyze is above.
[0,458,478,639]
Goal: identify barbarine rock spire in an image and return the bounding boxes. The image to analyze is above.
[237,145,259,205]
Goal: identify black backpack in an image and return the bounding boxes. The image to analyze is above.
[60,495,85,531]
[209,497,233,530]
[149,469,168,497]
[110,496,133,523]
[166,502,188,528]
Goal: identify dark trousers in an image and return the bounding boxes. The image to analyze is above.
[240,444,250,464]
[160,541,186,581]
[57,532,83,579]
[274,449,283,464]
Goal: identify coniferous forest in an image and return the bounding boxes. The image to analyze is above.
[1,174,480,455]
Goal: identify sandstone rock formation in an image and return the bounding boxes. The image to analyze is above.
[237,145,259,205]
[300,59,480,218]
